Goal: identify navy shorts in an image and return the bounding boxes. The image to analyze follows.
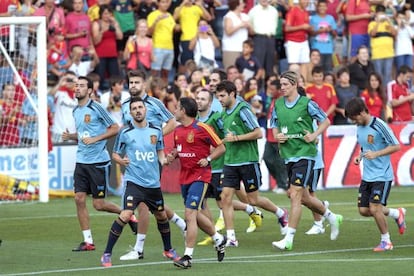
[73,161,111,198]
[222,163,262,193]
[308,168,323,193]
[286,159,314,188]
[123,181,165,212]
[205,172,223,200]
[358,180,392,208]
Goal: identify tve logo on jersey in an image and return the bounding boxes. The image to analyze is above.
[135,150,156,162]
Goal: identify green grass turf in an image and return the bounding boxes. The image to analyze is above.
[0,187,413,275]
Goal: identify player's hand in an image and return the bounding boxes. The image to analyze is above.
[197,158,209,167]
[363,150,377,160]
[303,130,316,143]
[121,156,130,166]
[276,133,287,143]
[82,136,97,145]
[62,128,70,141]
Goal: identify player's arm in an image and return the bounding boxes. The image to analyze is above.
[112,151,130,166]
[62,128,78,142]
[364,144,401,160]
[158,149,168,166]
[82,123,119,145]
[224,106,262,142]
[162,118,177,136]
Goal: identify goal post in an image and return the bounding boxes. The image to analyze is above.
[0,16,48,202]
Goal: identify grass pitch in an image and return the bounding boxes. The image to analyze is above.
[0,187,413,275]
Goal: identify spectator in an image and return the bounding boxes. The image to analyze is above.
[345,0,372,59]
[86,72,103,102]
[47,27,71,79]
[235,38,264,81]
[147,0,176,83]
[148,76,168,104]
[174,0,212,73]
[100,75,130,126]
[91,4,123,90]
[49,71,78,143]
[0,83,22,147]
[68,45,99,77]
[305,65,338,122]
[189,19,220,72]
[248,0,278,77]
[348,45,375,92]
[309,0,337,72]
[171,73,191,100]
[112,0,136,62]
[360,72,387,120]
[284,0,311,80]
[233,76,245,96]
[226,65,241,82]
[324,71,336,86]
[368,4,396,88]
[87,0,111,22]
[187,69,205,93]
[33,0,66,48]
[333,67,359,124]
[16,0,37,64]
[387,65,414,122]
[124,19,153,76]
[134,0,157,20]
[65,0,95,59]
[304,49,321,85]
[394,10,414,75]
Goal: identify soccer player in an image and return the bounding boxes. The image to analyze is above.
[119,70,186,261]
[271,71,343,251]
[216,81,288,247]
[344,97,406,252]
[195,90,263,246]
[167,97,227,269]
[62,77,134,251]
[100,97,179,267]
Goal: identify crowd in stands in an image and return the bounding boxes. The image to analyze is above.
[1,0,414,148]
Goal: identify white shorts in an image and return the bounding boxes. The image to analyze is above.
[285,40,310,64]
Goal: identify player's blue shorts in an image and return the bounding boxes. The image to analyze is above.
[358,180,392,207]
[286,159,314,188]
[222,163,262,193]
[74,161,111,198]
[181,181,208,210]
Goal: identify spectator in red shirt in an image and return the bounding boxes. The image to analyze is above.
[0,83,22,146]
[284,0,311,80]
[360,72,386,120]
[345,0,373,59]
[387,65,414,122]
[305,65,338,122]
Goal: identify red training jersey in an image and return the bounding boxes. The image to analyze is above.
[174,119,222,185]
[389,82,412,122]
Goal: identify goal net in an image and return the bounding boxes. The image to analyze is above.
[0,16,48,203]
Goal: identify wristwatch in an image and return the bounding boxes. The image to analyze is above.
[206,156,212,164]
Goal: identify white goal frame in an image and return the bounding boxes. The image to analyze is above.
[0,16,48,202]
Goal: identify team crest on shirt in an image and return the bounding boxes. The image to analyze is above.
[367,135,374,144]
[84,114,91,123]
[187,131,194,143]
[150,135,157,145]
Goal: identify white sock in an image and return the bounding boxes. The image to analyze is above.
[134,233,146,253]
[184,247,194,258]
[276,207,285,218]
[170,213,187,232]
[245,204,254,214]
[381,232,391,243]
[82,229,93,244]
[218,209,223,219]
[323,209,336,224]
[387,208,399,219]
[226,229,236,241]
[212,232,224,246]
[285,227,296,243]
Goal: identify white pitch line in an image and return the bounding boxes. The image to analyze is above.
[3,245,414,276]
